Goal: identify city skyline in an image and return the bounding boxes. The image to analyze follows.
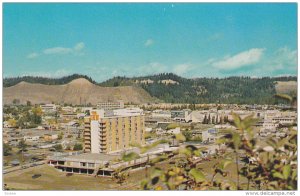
[3,3,297,82]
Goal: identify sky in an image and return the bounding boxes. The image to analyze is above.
[3,3,298,82]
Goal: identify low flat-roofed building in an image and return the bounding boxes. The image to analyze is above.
[61,106,75,113]
[48,145,177,177]
[61,113,78,120]
[40,104,57,113]
[171,109,191,121]
[151,110,171,119]
[97,100,124,110]
[23,135,40,142]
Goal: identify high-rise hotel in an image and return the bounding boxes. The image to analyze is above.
[84,108,145,153]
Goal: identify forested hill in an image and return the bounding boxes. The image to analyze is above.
[3,74,97,87]
[99,73,297,104]
[3,73,297,104]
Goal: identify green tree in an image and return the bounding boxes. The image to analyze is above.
[54,144,63,152]
[12,99,20,105]
[58,132,64,140]
[202,115,207,124]
[182,130,192,141]
[73,143,83,151]
[3,143,12,156]
[26,100,31,106]
[17,139,27,153]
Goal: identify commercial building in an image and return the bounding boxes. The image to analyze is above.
[97,100,124,110]
[171,109,191,122]
[84,108,145,154]
[151,110,172,119]
[40,104,57,113]
[47,145,177,177]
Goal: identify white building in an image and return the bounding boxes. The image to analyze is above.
[40,104,57,113]
[97,100,124,110]
[23,135,40,142]
[202,129,218,143]
[186,111,205,123]
[113,108,144,116]
[151,110,171,119]
[166,127,181,134]
[262,119,279,130]
[61,106,75,113]
[171,109,191,122]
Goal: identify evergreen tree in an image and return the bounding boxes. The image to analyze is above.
[202,115,207,124]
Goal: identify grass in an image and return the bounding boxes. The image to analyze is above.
[4,164,118,190]
[4,152,253,190]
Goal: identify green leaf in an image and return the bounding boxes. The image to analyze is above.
[185,145,198,151]
[179,147,192,157]
[282,165,291,180]
[291,169,297,180]
[194,149,201,157]
[151,167,162,178]
[175,133,186,142]
[150,154,168,164]
[140,139,169,154]
[232,132,241,150]
[222,160,232,170]
[243,114,258,130]
[121,152,140,162]
[274,94,293,103]
[232,112,241,129]
[189,168,206,183]
[273,172,284,179]
[129,142,142,148]
[141,179,149,190]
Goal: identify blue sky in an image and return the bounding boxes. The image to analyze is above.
[3,3,297,82]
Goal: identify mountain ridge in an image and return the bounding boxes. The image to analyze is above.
[3,77,158,105]
[3,73,297,105]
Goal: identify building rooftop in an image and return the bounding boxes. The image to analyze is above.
[17,129,59,137]
[49,153,120,163]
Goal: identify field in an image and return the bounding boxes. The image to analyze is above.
[3,154,250,190]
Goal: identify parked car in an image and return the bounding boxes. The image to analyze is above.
[32,174,42,179]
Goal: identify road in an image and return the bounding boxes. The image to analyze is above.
[3,160,46,174]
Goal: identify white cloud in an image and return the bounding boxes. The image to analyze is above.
[74,42,85,51]
[43,47,73,55]
[144,39,154,47]
[212,48,265,70]
[258,47,297,73]
[173,63,191,75]
[273,47,297,69]
[41,42,85,55]
[26,52,39,59]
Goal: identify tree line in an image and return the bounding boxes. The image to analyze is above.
[4,73,297,105]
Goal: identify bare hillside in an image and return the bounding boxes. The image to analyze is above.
[275,81,297,94]
[3,78,157,105]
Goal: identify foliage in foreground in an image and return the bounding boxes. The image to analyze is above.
[139,113,297,190]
